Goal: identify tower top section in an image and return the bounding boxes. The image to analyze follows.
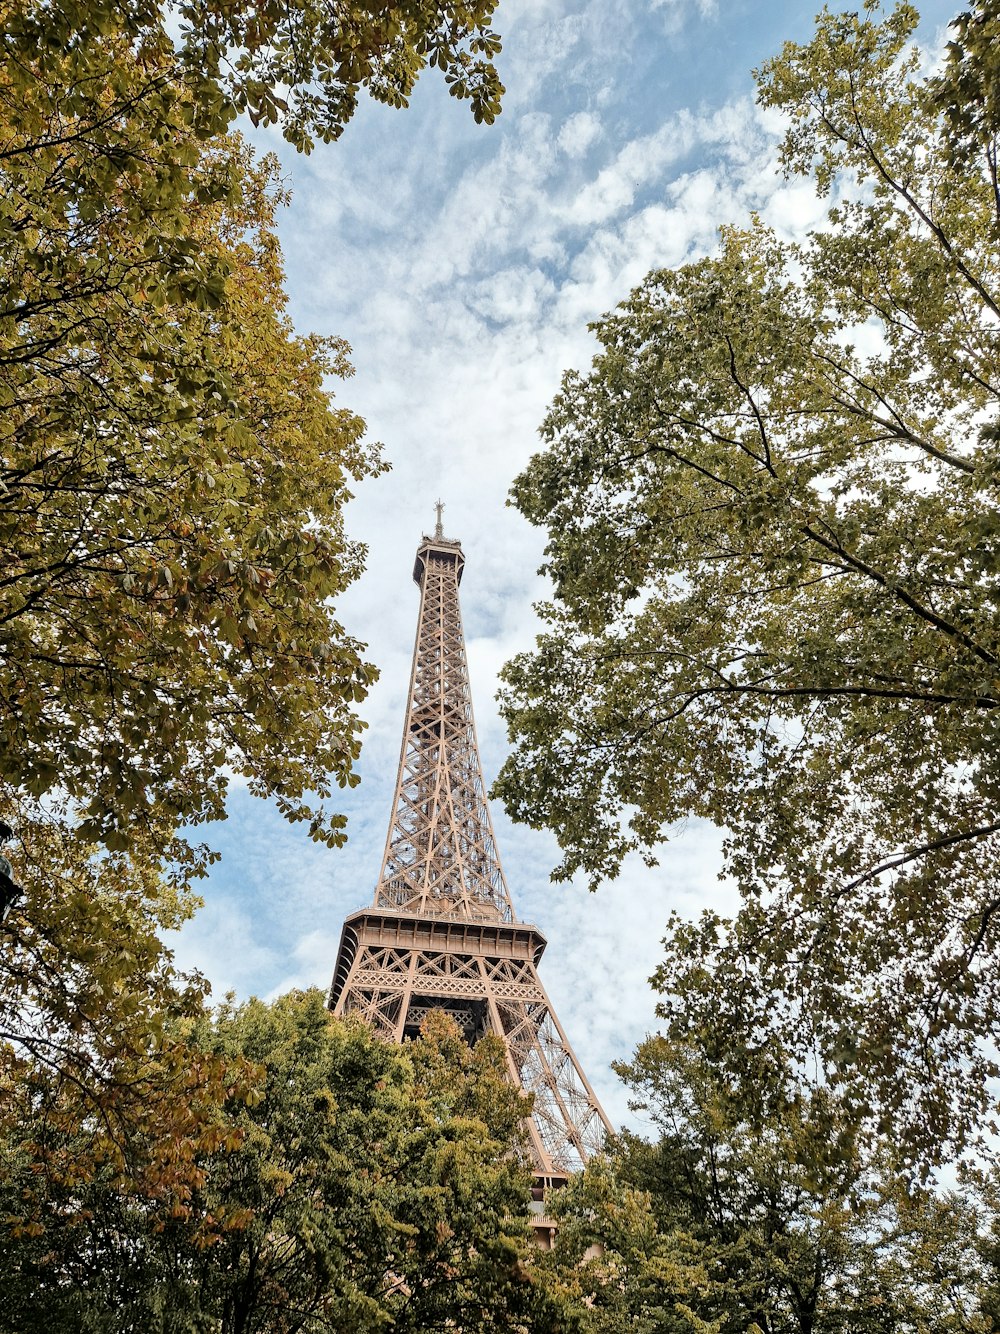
[414,501,464,586]
[413,533,464,587]
[378,523,513,922]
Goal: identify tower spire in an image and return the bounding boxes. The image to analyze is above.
[434,498,444,539]
[328,526,612,1187]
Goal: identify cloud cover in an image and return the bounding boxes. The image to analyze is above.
[167,0,956,1131]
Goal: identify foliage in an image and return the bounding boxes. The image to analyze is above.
[1,0,505,860]
[0,991,574,1334]
[544,1158,714,1334]
[0,0,505,1273]
[0,16,376,1217]
[495,3,1000,1168]
[549,1032,998,1334]
[1,54,381,865]
[3,0,504,154]
[0,809,252,1259]
[934,0,1000,166]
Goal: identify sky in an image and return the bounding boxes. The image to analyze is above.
[167,0,957,1133]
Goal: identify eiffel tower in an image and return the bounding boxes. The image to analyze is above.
[328,506,611,1208]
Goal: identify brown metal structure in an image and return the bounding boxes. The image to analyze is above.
[328,511,612,1188]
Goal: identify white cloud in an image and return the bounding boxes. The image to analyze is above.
[472,265,557,325]
[761,179,831,239]
[171,0,959,1127]
[557,110,602,158]
[651,0,719,29]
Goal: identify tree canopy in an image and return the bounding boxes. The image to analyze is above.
[1,0,506,860]
[1,991,572,1334]
[495,2,1000,1168]
[546,1027,1000,1334]
[4,0,505,153]
[0,820,250,1248]
[0,0,505,1249]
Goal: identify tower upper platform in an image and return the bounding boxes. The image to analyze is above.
[413,533,464,586]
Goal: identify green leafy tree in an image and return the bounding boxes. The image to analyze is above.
[549,1033,998,1334]
[0,44,374,1218]
[0,0,504,1258]
[1,68,379,865]
[934,0,1000,167]
[495,3,1000,1168]
[543,1157,715,1334]
[0,991,575,1334]
[4,0,504,154]
[0,812,255,1251]
[1,0,506,859]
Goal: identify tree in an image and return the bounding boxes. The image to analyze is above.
[1,39,378,866]
[934,0,1000,168]
[542,1157,714,1334]
[1,0,506,859]
[4,0,505,154]
[0,814,254,1254]
[0,991,575,1334]
[0,40,372,1214]
[548,1032,997,1334]
[0,0,504,1253]
[495,2,1000,1169]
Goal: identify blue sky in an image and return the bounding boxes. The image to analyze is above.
[168,0,957,1131]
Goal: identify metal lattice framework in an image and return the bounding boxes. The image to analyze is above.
[328,513,612,1180]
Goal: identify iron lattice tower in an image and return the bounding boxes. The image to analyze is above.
[328,512,611,1185]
